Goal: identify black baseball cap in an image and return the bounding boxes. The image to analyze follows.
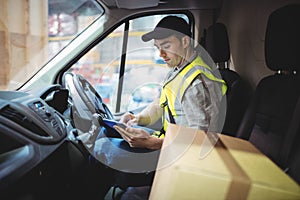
[142,16,191,42]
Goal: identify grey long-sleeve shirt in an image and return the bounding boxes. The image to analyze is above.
[163,53,224,132]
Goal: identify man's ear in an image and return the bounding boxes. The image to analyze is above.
[181,36,190,48]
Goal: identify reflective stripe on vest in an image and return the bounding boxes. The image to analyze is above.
[159,56,227,134]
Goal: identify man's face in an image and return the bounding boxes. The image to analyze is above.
[154,35,185,68]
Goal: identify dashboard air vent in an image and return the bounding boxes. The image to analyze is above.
[0,105,49,137]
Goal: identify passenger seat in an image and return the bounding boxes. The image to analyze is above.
[236,4,300,183]
[202,22,251,136]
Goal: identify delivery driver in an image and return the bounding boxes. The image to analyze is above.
[89,16,227,198]
[114,15,227,150]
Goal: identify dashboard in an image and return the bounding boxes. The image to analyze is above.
[0,85,88,200]
[0,91,67,144]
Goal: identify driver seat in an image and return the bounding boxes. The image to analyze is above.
[203,22,251,136]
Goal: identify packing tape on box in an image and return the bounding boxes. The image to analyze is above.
[214,137,251,200]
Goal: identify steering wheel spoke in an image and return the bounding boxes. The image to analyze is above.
[63,73,114,131]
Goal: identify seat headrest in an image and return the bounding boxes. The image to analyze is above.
[205,23,230,63]
[265,4,300,71]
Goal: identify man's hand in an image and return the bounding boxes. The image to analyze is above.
[114,126,163,150]
[119,112,139,126]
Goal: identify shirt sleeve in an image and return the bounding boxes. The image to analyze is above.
[182,74,219,131]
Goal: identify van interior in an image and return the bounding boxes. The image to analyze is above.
[0,0,299,199]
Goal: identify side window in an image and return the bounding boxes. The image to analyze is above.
[69,14,190,114]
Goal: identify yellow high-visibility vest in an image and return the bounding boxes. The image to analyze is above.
[154,56,227,138]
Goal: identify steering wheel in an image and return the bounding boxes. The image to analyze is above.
[64,73,114,123]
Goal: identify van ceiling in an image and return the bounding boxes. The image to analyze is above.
[99,0,223,10]
[49,0,101,14]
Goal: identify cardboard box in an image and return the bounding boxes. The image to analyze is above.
[149,124,300,200]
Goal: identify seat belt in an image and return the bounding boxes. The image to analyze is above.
[279,94,300,172]
[167,105,176,124]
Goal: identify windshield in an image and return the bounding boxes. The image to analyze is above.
[1,0,103,91]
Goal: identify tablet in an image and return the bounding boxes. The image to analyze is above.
[103,118,127,130]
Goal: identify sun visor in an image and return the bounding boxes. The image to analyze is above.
[116,0,159,9]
